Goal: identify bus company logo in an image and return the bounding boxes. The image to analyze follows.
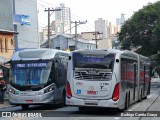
[89,86,94,91]
[2,112,12,117]
[76,82,83,86]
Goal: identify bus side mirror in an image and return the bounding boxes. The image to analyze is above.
[116,59,119,63]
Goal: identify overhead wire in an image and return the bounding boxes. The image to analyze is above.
[23,0,95,31]
[14,0,97,47]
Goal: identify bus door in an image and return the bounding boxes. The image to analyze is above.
[133,64,136,100]
[54,60,62,100]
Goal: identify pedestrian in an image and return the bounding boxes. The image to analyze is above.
[0,79,6,103]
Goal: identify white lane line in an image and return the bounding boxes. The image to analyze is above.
[114,117,120,120]
[147,95,152,98]
[135,105,139,107]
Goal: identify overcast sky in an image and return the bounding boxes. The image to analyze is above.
[37,0,159,33]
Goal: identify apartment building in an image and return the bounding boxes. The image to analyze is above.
[55,3,71,34]
[0,0,16,62]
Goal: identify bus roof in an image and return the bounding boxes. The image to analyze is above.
[70,49,150,61]
[70,49,122,55]
[11,48,69,61]
[139,54,150,62]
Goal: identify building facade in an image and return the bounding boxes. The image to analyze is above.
[13,0,39,50]
[0,0,15,62]
[81,32,96,40]
[41,34,96,51]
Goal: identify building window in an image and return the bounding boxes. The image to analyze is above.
[0,38,2,52]
[5,38,8,52]
[11,39,14,45]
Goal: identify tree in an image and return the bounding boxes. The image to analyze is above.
[118,1,160,56]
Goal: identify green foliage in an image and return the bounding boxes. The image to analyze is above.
[118,1,160,56]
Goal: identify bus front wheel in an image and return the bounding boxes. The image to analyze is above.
[21,104,29,110]
[78,107,86,111]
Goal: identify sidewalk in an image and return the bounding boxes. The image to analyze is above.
[0,100,11,110]
[0,90,11,109]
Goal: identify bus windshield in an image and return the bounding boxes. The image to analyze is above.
[10,61,52,85]
[73,52,115,71]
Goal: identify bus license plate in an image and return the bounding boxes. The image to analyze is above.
[87,91,97,95]
[25,100,33,103]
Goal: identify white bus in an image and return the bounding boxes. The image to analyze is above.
[8,48,69,109]
[66,49,150,111]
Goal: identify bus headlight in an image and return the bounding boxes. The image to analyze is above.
[44,85,54,94]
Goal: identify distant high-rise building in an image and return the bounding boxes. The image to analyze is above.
[120,13,125,26]
[95,18,107,38]
[116,13,125,27]
[55,3,71,34]
[116,18,120,26]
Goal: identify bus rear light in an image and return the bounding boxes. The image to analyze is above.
[112,83,120,101]
[66,81,72,99]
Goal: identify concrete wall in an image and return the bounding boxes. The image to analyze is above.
[14,0,39,49]
[98,38,112,50]
[81,32,95,40]
[0,0,13,31]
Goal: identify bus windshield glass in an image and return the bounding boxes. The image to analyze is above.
[73,52,115,71]
[10,61,52,85]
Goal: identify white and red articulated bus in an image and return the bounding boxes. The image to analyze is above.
[66,49,150,111]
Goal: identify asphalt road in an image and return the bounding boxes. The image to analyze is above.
[0,78,160,120]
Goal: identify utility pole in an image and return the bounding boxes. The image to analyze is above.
[44,8,61,48]
[71,20,87,50]
[92,31,103,49]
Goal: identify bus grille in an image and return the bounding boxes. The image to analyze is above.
[74,71,112,81]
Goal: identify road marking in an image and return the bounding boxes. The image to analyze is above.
[135,105,139,107]
[114,117,120,120]
[147,95,152,98]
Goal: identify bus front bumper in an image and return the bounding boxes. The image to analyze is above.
[8,92,54,105]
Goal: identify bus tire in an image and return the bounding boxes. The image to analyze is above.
[21,104,29,110]
[138,89,142,102]
[125,94,128,110]
[143,94,147,99]
[60,91,66,107]
[141,90,143,100]
[128,93,130,108]
[78,107,85,111]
